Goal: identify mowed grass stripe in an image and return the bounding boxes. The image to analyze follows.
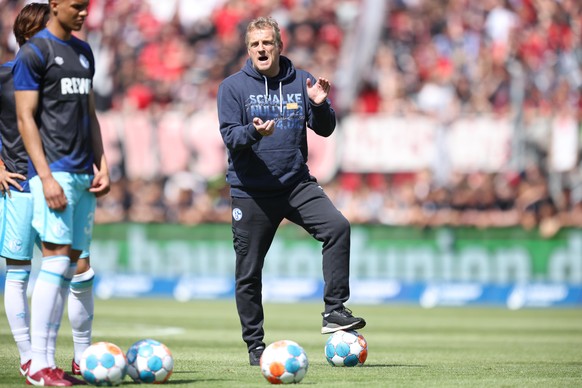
[0,299,580,387]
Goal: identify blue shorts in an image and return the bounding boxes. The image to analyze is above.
[0,191,37,260]
[29,172,96,253]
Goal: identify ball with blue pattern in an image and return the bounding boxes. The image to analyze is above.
[325,330,368,367]
[80,342,127,386]
[260,340,309,384]
[126,339,174,384]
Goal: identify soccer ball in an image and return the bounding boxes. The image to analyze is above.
[325,330,368,367]
[126,339,174,384]
[80,342,127,386]
[260,340,309,384]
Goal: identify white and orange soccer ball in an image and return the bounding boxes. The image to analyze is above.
[80,342,128,386]
[126,339,174,384]
[260,340,309,384]
[325,330,368,367]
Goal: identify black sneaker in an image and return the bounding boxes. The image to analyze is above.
[249,346,264,366]
[321,307,366,334]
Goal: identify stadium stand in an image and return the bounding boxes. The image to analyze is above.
[1,0,580,237]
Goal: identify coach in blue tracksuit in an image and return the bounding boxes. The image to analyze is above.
[217,16,366,366]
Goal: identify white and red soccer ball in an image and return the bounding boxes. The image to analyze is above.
[126,338,174,384]
[260,340,309,384]
[325,330,368,367]
[79,341,127,386]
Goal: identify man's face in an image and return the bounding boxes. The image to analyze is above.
[53,0,89,31]
[247,27,281,78]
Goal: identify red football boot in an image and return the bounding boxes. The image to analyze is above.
[26,367,72,386]
[71,360,81,376]
[20,359,32,376]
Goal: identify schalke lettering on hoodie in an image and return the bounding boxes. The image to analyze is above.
[247,92,304,130]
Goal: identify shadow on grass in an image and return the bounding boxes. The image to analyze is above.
[362,364,427,368]
[154,379,229,385]
[135,371,238,385]
[121,378,233,385]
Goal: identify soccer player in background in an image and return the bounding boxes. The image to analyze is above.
[217,16,366,366]
[13,0,110,385]
[2,2,96,384]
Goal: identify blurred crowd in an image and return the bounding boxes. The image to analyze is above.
[0,0,581,237]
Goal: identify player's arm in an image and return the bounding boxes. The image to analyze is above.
[88,91,110,198]
[15,89,67,210]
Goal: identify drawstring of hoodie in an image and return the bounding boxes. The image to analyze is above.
[262,75,283,115]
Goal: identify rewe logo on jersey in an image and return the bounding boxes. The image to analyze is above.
[60,77,91,95]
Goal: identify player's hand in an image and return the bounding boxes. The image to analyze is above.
[42,175,67,211]
[0,165,25,198]
[253,117,275,136]
[89,169,110,198]
[306,77,330,105]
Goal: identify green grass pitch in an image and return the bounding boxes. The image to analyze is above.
[1,298,581,387]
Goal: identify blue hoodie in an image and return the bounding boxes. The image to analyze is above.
[218,56,336,198]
